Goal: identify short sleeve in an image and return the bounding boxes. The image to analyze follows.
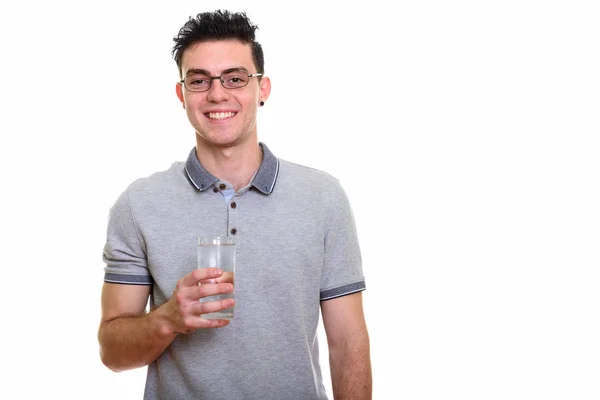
[102,188,152,285]
[320,180,365,301]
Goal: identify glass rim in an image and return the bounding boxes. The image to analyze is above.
[197,236,236,245]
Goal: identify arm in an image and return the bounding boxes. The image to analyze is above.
[98,268,235,372]
[321,292,372,400]
[98,282,173,372]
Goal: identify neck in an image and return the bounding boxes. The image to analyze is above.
[195,136,262,191]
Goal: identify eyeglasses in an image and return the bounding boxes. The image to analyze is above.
[180,70,263,92]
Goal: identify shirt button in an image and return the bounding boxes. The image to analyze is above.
[219,183,226,190]
[213,187,219,193]
[230,202,237,209]
[230,228,237,235]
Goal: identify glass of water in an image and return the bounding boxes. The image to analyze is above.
[197,236,236,319]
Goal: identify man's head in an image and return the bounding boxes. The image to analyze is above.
[172,10,271,149]
[172,10,264,79]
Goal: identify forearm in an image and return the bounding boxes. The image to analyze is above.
[329,334,372,400]
[98,305,177,372]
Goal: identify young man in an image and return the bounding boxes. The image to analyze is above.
[99,10,371,399]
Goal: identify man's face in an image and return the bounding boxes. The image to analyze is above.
[176,40,270,148]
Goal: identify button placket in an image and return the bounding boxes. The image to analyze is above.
[228,194,238,236]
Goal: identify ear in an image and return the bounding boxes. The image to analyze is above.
[259,76,271,104]
[176,82,185,109]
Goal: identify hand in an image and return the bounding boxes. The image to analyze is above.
[162,268,235,334]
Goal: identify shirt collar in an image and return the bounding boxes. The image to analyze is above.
[184,142,279,194]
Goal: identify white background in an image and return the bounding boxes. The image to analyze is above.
[0,0,598,399]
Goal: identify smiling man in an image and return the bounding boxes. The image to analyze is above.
[98,10,371,400]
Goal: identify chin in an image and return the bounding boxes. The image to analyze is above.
[197,132,242,147]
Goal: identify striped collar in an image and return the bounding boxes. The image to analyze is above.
[184,142,279,194]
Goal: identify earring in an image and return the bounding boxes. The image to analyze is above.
[259,101,265,107]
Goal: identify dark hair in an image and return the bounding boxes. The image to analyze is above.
[172,10,264,77]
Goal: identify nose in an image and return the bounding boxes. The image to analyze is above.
[206,78,230,103]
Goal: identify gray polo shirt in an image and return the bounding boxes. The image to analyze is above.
[103,143,365,400]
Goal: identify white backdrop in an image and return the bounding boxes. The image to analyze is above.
[1,1,599,399]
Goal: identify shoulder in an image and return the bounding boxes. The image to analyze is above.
[125,161,187,197]
[275,159,351,212]
[109,162,188,211]
[277,159,341,191]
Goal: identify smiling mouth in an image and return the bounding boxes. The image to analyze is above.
[205,112,237,120]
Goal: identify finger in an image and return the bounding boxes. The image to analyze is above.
[198,282,234,298]
[200,319,231,329]
[221,271,234,284]
[177,281,233,303]
[190,297,236,316]
[179,268,223,288]
[208,272,234,285]
[182,316,231,330]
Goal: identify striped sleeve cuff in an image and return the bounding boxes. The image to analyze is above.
[104,273,153,285]
[320,281,366,301]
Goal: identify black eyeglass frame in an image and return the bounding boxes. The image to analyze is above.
[179,72,263,92]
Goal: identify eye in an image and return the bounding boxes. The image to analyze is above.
[186,75,210,86]
[222,73,249,87]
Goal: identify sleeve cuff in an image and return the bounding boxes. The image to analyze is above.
[104,273,153,285]
[320,281,366,301]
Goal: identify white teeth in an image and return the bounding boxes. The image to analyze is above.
[208,112,236,120]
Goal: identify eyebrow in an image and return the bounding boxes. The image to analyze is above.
[184,67,249,77]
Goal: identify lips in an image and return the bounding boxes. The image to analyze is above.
[205,111,237,120]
